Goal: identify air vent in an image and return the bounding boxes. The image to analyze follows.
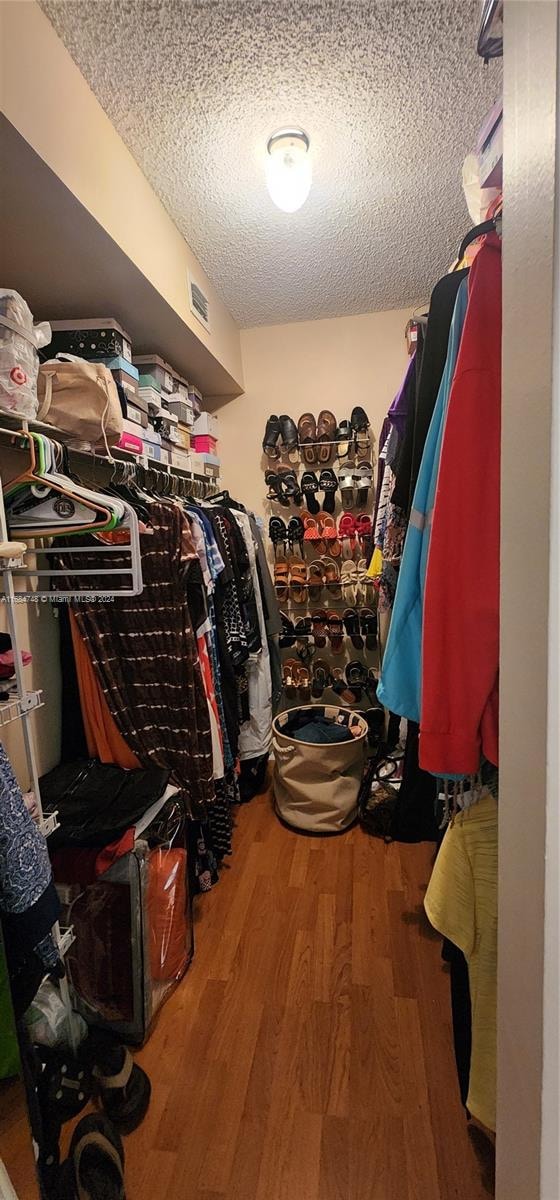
[188,271,211,332]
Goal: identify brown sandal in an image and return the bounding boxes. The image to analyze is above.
[289,557,308,604]
[274,558,289,601]
[323,559,342,601]
[317,410,337,464]
[298,413,317,464]
[311,609,328,647]
[308,559,325,602]
[282,658,299,697]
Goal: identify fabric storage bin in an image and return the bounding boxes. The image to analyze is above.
[133,355,174,394]
[272,705,368,833]
[48,319,132,363]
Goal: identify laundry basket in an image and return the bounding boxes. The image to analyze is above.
[272,705,368,833]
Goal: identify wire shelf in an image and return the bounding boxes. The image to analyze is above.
[0,689,43,727]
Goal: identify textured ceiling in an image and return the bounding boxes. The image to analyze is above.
[40,0,501,328]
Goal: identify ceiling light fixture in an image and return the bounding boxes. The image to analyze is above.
[266,128,312,213]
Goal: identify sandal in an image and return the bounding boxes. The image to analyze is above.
[279,414,299,461]
[300,470,320,515]
[279,612,296,648]
[268,516,287,555]
[282,658,299,697]
[360,606,378,650]
[343,607,364,650]
[287,515,304,556]
[57,1113,125,1200]
[318,513,341,556]
[298,413,317,464]
[331,666,352,699]
[274,558,290,601]
[311,658,331,698]
[263,414,282,459]
[354,461,373,507]
[316,410,337,464]
[295,616,313,655]
[86,1035,151,1134]
[296,665,311,703]
[355,514,373,550]
[341,559,358,604]
[303,514,325,553]
[323,558,342,601]
[265,469,288,506]
[338,512,357,559]
[339,466,355,509]
[278,468,303,506]
[351,406,371,456]
[311,609,328,647]
[308,559,325,602]
[289,557,307,604]
[336,419,353,463]
[326,610,345,654]
[319,468,338,514]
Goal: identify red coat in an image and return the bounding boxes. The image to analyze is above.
[420,234,501,776]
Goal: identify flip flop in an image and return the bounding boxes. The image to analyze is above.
[298,413,317,464]
[301,470,320,515]
[308,559,325,602]
[263,414,282,459]
[274,558,289,601]
[318,513,341,556]
[323,558,342,600]
[87,1035,151,1134]
[311,658,331,698]
[338,512,357,559]
[354,461,373,507]
[317,410,337,464]
[326,610,345,654]
[343,607,364,650]
[268,516,287,555]
[339,467,355,509]
[341,560,358,604]
[282,658,299,697]
[311,609,328,647]
[289,557,307,604]
[360,607,378,650]
[319,468,338,514]
[57,1113,125,1200]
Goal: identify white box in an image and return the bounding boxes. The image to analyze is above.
[193,412,218,438]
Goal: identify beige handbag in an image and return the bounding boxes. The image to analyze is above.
[272,705,368,833]
[37,354,123,451]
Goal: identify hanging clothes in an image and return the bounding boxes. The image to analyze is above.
[420,234,501,776]
[378,277,469,721]
[424,792,498,1131]
[68,609,141,770]
[233,509,273,760]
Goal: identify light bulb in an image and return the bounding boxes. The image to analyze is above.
[266,128,312,213]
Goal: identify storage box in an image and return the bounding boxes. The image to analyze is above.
[101,357,139,382]
[171,449,192,472]
[175,424,191,451]
[193,412,218,439]
[143,440,164,462]
[143,426,162,447]
[138,374,161,394]
[201,452,220,478]
[192,434,218,455]
[111,367,139,396]
[117,430,143,455]
[477,98,503,189]
[188,386,203,416]
[138,386,162,412]
[166,396,194,426]
[133,355,174,395]
[172,371,189,398]
[48,319,132,362]
[125,399,148,429]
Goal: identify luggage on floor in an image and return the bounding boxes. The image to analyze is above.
[272,704,368,833]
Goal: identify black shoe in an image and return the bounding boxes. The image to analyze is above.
[263,414,282,458]
[301,470,320,514]
[319,468,338,514]
[279,414,299,454]
[350,406,370,432]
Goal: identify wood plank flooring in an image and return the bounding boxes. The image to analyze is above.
[2,789,494,1199]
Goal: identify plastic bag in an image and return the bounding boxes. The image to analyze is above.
[0,289,51,419]
[24,979,87,1048]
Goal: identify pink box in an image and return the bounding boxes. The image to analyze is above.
[192,434,218,455]
[117,430,143,455]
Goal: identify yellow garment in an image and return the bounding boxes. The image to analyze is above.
[367,547,383,578]
[424,793,497,1131]
[69,609,140,770]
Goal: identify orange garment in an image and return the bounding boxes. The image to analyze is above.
[68,608,140,770]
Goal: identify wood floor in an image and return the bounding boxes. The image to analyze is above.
[4,789,494,1199]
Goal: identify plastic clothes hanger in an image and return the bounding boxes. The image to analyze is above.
[4,432,118,537]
